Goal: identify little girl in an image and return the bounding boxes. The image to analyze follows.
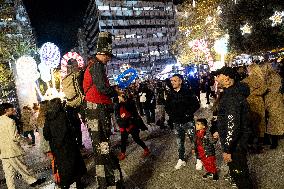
[192,118,218,181]
[115,92,150,160]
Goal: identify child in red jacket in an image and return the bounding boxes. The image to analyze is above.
[115,92,150,160]
[193,118,218,181]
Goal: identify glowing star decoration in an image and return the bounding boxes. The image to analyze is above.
[269,11,284,27]
[240,23,252,35]
[15,56,40,82]
[39,42,61,68]
[60,52,85,79]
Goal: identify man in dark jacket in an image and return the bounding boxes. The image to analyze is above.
[83,32,123,188]
[214,66,253,189]
[165,74,200,169]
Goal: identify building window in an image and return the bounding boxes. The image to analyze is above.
[97,6,109,11]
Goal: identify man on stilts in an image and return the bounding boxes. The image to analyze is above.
[83,32,124,189]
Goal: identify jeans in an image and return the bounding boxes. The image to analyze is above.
[173,121,195,160]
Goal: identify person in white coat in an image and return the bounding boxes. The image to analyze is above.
[0,103,45,189]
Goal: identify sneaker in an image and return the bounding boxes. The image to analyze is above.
[175,159,186,170]
[202,172,213,179]
[195,159,203,170]
[212,174,219,181]
[142,148,150,158]
[118,153,126,161]
[30,178,46,187]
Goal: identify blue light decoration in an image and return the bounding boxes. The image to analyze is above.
[115,68,138,89]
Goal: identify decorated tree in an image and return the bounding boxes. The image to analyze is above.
[0,63,18,104]
[0,33,37,62]
[220,0,284,54]
[0,0,38,105]
[172,0,225,65]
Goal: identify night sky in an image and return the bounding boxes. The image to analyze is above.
[23,0,89,54]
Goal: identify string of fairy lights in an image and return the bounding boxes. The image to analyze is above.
[175,0,284,66]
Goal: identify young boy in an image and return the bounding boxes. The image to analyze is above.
[192,118,219,181]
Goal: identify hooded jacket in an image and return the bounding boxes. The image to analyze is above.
[217,82,251,153]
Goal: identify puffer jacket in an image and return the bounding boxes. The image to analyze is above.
[217,82,251,153]
[193,128,216,158]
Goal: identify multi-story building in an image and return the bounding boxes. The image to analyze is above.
[0,0,36,46]
[79,0,177,78]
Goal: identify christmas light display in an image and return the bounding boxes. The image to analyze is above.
[269,11,284,27]
[15,56,40,108]
[39,42,61,68]
[214,35,228,55]
[60,52,85,79]
[240,23,252,35]
[191,39,214,68]
[15,56,40,82]
[38,63,51,83]
[116,68,138,89]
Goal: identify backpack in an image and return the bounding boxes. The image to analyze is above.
[62,70,86,108]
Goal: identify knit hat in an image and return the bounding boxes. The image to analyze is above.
[96,32,113,55]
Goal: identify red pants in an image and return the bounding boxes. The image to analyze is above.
[197,145,217,174]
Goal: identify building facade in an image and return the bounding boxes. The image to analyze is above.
[79,0,177,78]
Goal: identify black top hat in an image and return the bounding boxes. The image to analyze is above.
[96,32,113,55]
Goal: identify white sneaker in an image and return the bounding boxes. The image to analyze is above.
[175,159,186,169]
[195,159,203,170]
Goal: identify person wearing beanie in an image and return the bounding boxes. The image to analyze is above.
[83,32,124,188]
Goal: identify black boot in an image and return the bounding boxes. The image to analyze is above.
[270,135,279,149]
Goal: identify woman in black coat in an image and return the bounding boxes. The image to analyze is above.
[43,98,87,189]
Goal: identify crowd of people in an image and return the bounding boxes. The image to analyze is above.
[0,31,284,189]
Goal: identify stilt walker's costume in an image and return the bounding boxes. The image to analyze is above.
[83,32,123,188]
